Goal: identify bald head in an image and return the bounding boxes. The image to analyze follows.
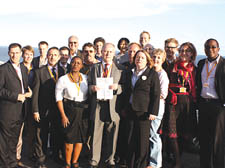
[102,43,116,63]
[68,35,79,53]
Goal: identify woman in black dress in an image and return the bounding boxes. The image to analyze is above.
[56,56,88,168]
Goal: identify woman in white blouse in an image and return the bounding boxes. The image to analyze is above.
[56,56,88,168]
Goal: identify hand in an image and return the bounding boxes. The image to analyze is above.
[109,83,118,90]
[17,94,26,103]
[25,87,32,98]
[62,115,70,128]
[34,113,40,122]
[149,114,156,121]
[91,85,100,92]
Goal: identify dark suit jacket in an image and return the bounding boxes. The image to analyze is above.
[196,56,225,104]
[32,65,64,118]
[58,62,71,74]
[32,56,48,70]
[0,61,28,123]
[124,67,160,117]
[88,62,123,121]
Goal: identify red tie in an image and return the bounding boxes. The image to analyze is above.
[103,64,109,78]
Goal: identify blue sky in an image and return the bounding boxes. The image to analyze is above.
[0,0,225,55]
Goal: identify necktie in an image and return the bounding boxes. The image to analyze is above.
[52,67,56,79]
[103,64,109,78]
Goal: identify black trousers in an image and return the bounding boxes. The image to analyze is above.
[199,100,225,168]
[0,120,23,168]
[126,108,151,168]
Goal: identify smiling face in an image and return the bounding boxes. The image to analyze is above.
[8,46,22,65]
[83,46,96,64]
[22,50,34,65]
[47,48,60,66]
[102,43,115,64]
[128,44,141,64]
[179,45,193,63]
[139,32,150,47]
[152,53,164,69]
[135,51,147,70]
[60,49,70,65]
[119,40,128,53]
[71,57,83,73]
[68,36,79,52]
[165,41,178,61]
[205,40,220,60]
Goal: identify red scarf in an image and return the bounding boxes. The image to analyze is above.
[174,61,196,102]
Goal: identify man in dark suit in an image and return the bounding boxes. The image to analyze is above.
[32,47,65,168]
[196,38,225,168]
[88,43,123,168]
[0,43,31,168]
[59,46,71,74]
[32,41,49,69]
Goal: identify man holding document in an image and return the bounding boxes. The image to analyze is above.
[88,43,123,168]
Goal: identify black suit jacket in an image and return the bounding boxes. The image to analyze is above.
[0,61,28,123]
[196,56,225,104]
[32,65,64,118]
[124,67,160,116]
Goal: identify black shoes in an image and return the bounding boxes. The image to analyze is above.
[17,160,32,168]
[35,162,47,168]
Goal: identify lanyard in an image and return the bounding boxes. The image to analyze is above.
[28,65,32,74]
[69,72,82,96]
[206,60,217,81]
[102,64,112,77]
[180,70,189,86]
[48,67,58,82]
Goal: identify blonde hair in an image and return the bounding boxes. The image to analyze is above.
[164,38,179,47]
[140,31,151,39]
[152,48,166,63]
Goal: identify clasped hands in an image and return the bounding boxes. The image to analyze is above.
[17,87,32,103]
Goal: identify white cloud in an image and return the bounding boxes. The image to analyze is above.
[0,0,223,19]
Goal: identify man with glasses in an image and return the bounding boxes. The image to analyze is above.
[68,35,82,63]
[81,42,99,75]
[196,38,225,168]
[162,38,179,74]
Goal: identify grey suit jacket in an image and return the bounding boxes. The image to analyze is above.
[88,62,122,122]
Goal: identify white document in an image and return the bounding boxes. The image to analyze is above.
[96,77,113,100]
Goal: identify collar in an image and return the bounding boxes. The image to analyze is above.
[207,55,221,64]
[132,66,147,76]
[59,62,67,68]
[102,61,112,67]
[48,64,58,70]
[10,60,20,68]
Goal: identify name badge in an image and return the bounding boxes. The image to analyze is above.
[203,83,209,88]
[179,87,186,93]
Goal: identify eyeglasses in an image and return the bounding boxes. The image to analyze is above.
[205,46,218,49]
[179,49,192,53]
[166,46,177,49]
[69,41,78,44]
[84,50,94,53]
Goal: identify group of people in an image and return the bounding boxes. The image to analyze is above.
[0,31,224,168]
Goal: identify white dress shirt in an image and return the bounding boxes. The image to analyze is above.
[200,56,220,99]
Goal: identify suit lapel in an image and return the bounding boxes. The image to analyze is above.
[133,67,150,89]
[20,64,28,90]
[7,61,22,82]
